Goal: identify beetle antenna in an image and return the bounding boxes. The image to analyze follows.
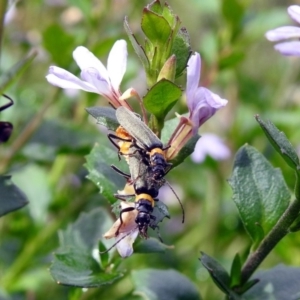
[165,181,185,223]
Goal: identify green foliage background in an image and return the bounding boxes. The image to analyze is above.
[0,0,299,299]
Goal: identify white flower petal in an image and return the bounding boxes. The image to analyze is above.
[265,26,300,41]
[107,40,128,92]
[191,134,231,163]
[81,68,112,96]
[288,5,300,24]
[274,41,300,56]
[186,52,201,108]
[46,66,98,92]
[116,229,139,258]
[73,46,110,82]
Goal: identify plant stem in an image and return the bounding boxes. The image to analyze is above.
[240,197,300,285]
[0,0,8,65]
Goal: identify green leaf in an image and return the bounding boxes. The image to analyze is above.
[148,0,163,14]
[255,115,300,171]
[0,175,28,217]
[134,237,173,254]
[200,252,231,294]
[86,106,119,131]
[243,265,300,300]
[43,24,75,68]
[172,27,191,78]
[228,145,290,246]
[230,253,242,287]
[0,50,37,94]
[50,208,122,287]
[124,17,149,69]
[51,247,122,287]
[85,143,128,204]
[141,9,172,46]
[131,269,201,300]
[143,79,182,120]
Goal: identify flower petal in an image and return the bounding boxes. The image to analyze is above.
[191,134,231,163]
[81,68,112,96]
[288,5,300,24]
[46,66,98,92]
[107,40,128,92]
[116,229,139,258]
[73,46,109,82]
[186,52,201,109]
[190,87,227,131]
[274,41,300,56]
[265,26,300,41]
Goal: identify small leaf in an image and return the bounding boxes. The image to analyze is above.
[124,17,149,69]
[256,115,300,171]
[86,106,119,130]
[143,79,182,120]
[0,50,37,94]
[131,269,201,300]
[85,143,128,204]
[228,145,290,246]
[230,253,242,287]
[172,27,191,78]
[134,237,173,254]
[200,252,231,294]
[141,8,172,46]
[153,200,170,220]
[0,175,28,217]
[50,208,121,287]
[243,264,300,299]
[51,247,122,287]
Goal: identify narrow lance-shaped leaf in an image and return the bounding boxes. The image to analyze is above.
[200,252,231,294]
[124,17,149,69]
[256,115,300,171]
[0,50,37,94]
[228,145,290,246]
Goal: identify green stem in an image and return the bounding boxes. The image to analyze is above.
[0,0,8,65]
[239,196,300,286]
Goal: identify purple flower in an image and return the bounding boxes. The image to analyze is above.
[46,40,131,109]
[166,52,227,160]
[265,5,300,56]
[186,53,228,134]
[191,133,231,163]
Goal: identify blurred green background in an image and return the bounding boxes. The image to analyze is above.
[0,0,299,299]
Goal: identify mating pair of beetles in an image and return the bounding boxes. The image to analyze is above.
[106,106,184,242]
